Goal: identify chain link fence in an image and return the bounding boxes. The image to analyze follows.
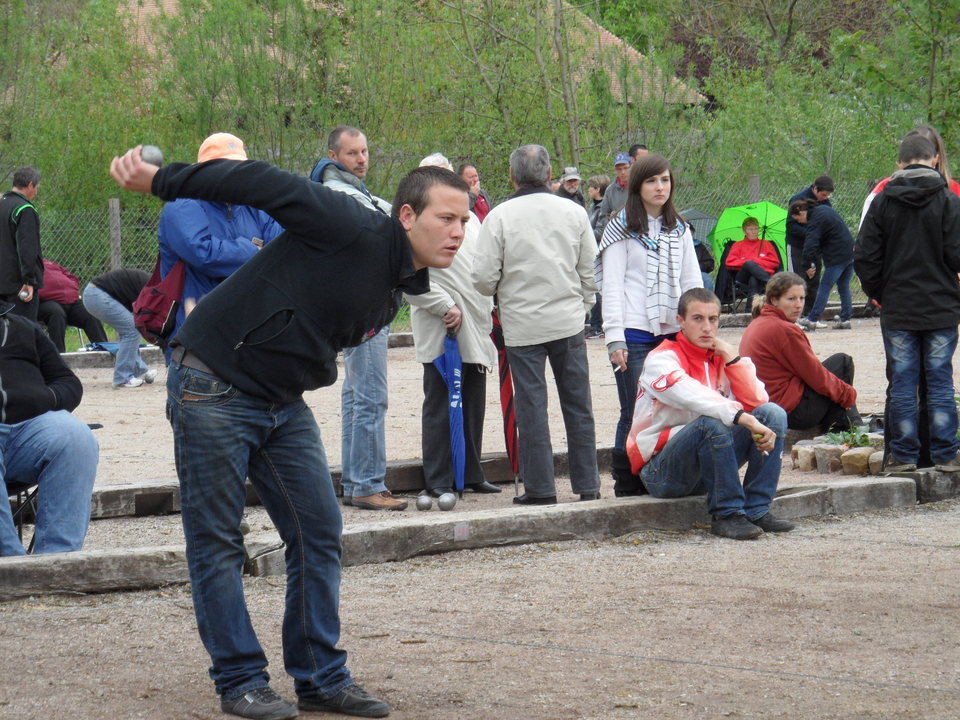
[40,173,871,329]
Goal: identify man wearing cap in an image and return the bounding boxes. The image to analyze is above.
[309,126,406,511]
[0,166,44,321]
[594,153,631,241]
[786,174,834,316]
[159,133,283,356]
[555,166,585,207]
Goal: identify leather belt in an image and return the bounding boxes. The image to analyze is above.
[171,346,216,375]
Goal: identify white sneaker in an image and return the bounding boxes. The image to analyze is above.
[833,320,852,330]
[799,317,827,331]
[140,369,158,384]
[115,377,144,388]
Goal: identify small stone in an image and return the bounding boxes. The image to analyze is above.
[796,446,817,471]
[814,444,844,474]
[869,450,885,475]
[841,446,874,475]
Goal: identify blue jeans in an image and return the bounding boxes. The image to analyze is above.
[82,283,149,385]
[506,332,599,497]
[0,410,98,556]
[639,403,787,519]
[166,363,352,701]
[882,327,959,464]
[613,340,659,451]
[340,327,388,498]
[807,262,853,322]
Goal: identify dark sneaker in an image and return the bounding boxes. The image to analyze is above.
[750,513,796,533]
[512,493,557,505]
[711,514,763,540]
[221,687,298,720]
[579,492,601,501]
[885,455,917,473]
[833,320,852,330]
[298,684,391,718]
[934,452,960,472]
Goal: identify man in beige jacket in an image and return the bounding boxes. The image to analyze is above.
[472,144,600,505]
[406,153,500,497]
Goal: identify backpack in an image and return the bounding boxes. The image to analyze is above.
[132,255,186,347]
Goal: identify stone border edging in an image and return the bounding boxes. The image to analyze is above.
[0,475,918,600]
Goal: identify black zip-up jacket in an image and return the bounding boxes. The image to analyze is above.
[855,165,960,331]
[0,306,82,424]
[801,204,854,269]
[153,159,429,403]
[0,190,43,295]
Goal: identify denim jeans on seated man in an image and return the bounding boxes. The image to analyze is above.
[882,326,959,465]
[639,402,787,520]
[806,261,854,323]
[166,363,353,703]
[82,283,149,385]
[0,410,98,556]
[340,326,388,499]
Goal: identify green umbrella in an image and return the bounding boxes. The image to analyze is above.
[708,201,788,268]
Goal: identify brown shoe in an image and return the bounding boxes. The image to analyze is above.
[350,491,408,511]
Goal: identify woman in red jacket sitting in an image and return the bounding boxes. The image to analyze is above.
[739,272,860,431]
[724,217,782,304]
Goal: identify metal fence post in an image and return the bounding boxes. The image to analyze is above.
[748,174,760,204]
[108,198,122,270]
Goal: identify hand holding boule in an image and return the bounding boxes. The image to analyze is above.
[140,144,164,167]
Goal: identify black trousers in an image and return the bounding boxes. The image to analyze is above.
[421,362,487,492]
[789,245,822,316]
[734,260,773,300]
[38,300,108,352]
[0,291,39,322]
[787,353,855,432]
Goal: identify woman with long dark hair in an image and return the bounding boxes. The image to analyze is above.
[597,154,701,495]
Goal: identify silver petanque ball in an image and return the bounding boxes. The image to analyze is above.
[416,494,433,511]
[141,144,164,167]
[437,492,457,511]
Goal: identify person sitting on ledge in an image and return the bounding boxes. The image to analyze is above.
[628,287,794,540]
[740,272,860,433]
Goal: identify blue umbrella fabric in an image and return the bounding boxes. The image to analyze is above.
[432,332,466,492]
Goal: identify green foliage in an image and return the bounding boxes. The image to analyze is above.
[826,426,872,449]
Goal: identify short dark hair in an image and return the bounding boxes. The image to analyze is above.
[789,198,814,217]
[899,134,937,165]
[327,125,364,152]
[456,163,475,177]
[813,175,834,192]
[628,143,648,157]
[392,166,469,217]
[624,154,679,235]
[678,287,720,317]
[12,166,40,189]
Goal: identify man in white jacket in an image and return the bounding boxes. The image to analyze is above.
[473,144,600,505]
[630,287,794,540]
[406,153,500,497]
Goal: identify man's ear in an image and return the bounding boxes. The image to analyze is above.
[327,148,337,161]
[676,313,684,326]
[547,165,553,181]
[398,203,417,231]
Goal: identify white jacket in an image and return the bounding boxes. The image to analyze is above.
[472,188,598,346]
[405,213,495,367]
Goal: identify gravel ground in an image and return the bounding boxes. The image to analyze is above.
[2,499,959,719]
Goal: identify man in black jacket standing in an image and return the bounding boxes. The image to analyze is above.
[0,302,98,556]
[0,167,44,321]
[855,133,960,472]
[786,175,833,316]
[110,147,470,720]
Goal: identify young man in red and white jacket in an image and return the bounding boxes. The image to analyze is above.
[628,287,794,540]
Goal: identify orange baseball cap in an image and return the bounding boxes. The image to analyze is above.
[197,133,247,162]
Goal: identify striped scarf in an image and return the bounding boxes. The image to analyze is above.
[595,209,687,330]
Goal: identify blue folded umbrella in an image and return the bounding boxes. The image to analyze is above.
[432,332,466,492]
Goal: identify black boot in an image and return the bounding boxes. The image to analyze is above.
[610,449,647,497]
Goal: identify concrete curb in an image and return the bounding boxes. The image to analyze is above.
[0,475,919,600]
[60,333,416,370]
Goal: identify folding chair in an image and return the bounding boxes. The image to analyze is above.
[10,484,39,554]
